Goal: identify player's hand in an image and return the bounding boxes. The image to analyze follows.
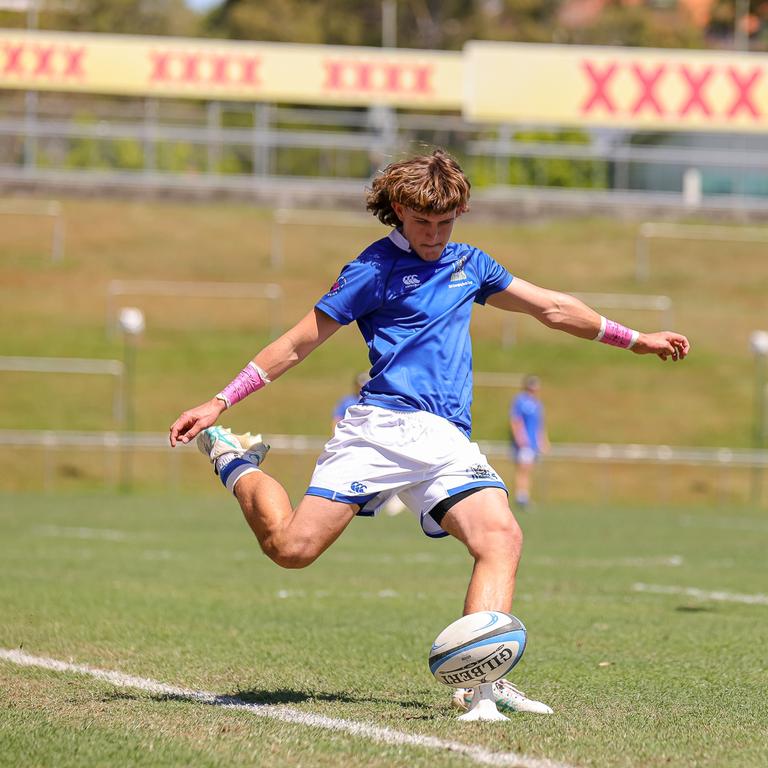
[633,332,690,362]
[169,398,226,446]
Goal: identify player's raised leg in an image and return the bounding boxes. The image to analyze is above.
[234,473,357,568]
[197,426,357,568]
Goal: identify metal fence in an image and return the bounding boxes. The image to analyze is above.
[3,92,768,213]
[2,429,766,505]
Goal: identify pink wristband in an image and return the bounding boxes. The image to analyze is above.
[595,316,640,349]
[216,362,269,409]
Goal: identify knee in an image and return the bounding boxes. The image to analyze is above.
[470,511,523,561]
[261,537,320,569]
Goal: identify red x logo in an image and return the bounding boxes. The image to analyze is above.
[62,47,85,79]
[1,41,86,80]
[149,50,261,88]
[727,66,761,118]
[32,45,55,77]
[323,59,432,95]
[678,65,713,116]
[630,63,666,115]
[581,61,618,114]
[2,42,24,75]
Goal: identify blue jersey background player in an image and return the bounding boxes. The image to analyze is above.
[170,149,690,717]
[509,375,550,509]
[332,372,370,427]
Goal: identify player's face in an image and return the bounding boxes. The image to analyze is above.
[393,204,458,262]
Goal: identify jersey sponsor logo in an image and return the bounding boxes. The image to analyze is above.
[450,256,468,281]
[350,481,368,494]
[468,464,498,480]
[326,275,346,296]
[402,274,421,288]
[448,280,473,289]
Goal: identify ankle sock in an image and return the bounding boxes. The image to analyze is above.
[219,456,261,494]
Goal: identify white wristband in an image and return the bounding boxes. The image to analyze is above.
[594,315,607,342]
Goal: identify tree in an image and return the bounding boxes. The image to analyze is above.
[34,0,198,36]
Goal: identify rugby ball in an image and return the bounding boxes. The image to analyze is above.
[429,611,526,687]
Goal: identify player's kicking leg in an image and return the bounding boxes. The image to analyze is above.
[197,426,357,568]
[440,488,553,715]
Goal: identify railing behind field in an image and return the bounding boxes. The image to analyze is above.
[1,429,765,505]
[0,198,65,263]
[105,279,284,338]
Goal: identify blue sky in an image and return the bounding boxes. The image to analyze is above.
[185,0,221,12]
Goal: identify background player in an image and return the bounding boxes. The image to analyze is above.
[332,372,370,427]
[510,374,550,509]
[332,373,406,516]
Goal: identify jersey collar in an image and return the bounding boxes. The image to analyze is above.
[388,228,411,252]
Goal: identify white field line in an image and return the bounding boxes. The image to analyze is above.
[531,555,683,568]
[632,583,768,606]
[33,525,133,542]
[0,648,576,768]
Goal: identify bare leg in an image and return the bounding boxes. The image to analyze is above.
[514,462,533,507]
[439,488,522,614]
[232,470,357,569]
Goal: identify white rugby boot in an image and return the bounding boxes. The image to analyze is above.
[451,679,553,715]
[196,426,270,473]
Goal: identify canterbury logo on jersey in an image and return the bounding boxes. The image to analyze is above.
[402,274,421,288]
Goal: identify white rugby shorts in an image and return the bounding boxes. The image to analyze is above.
[306,404,507,537]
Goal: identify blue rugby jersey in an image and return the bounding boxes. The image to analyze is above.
[510,391,545,453]
[315,229,513,437]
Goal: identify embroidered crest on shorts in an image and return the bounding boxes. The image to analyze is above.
[468,464,497,480]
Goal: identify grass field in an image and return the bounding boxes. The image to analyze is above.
[1,196,767,503]
[2,196,768,766]
[1,197,766,448]
[1,490,767,768]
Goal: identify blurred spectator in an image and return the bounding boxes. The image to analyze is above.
[332,372,370,427]
[332,371,405,516]
[509,375,550,509]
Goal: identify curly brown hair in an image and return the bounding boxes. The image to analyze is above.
[366,149,471,227]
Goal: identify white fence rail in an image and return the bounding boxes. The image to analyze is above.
[0,198,64,262]
[2,429,765,466]
[270,208,380,269]
[635,222,768,282]
[106,279,284,338]
[0,357,124,426]
[2,429,766,462]
[2,429,766,495]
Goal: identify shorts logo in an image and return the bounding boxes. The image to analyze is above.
[468,464,497,480]
[350,481,367,494]
[326,276,346,296]
[402,274,421,288]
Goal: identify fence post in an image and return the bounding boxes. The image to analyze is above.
[635,225,651,282]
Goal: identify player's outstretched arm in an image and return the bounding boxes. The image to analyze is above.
[630,330,690,361]
[169,308,342,446]
[487,278,690,361]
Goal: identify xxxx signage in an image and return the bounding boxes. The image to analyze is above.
[465,41,768,132]
[0,29,462,109]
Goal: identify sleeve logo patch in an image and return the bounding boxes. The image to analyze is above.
[326,276,346,296]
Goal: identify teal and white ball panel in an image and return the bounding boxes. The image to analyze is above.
[428,611,526,687]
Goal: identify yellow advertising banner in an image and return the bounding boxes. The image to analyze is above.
[465,41,768,132]
[0,29,462,109]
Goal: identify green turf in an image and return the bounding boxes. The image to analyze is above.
[0,198,765,450]
[1,492,767,767]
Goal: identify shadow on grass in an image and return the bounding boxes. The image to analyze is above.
[674,604,714,613]
[102,687,434,715]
